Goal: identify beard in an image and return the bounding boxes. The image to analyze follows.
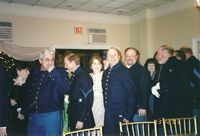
[127,59,134,66]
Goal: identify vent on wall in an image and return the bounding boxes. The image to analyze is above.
[88,28,106,44]
[0,22,12,42]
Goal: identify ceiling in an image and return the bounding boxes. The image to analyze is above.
[0,0,179,16]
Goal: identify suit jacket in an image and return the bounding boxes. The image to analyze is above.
[185,56,200,109]
[129,61,151,112]
[0,63,12,127]
[67,66,95,131]
[21,66,70,115]
[102,61,137,136]
[154,56,190,120]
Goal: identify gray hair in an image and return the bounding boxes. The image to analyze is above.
[161,45,174,56]
[39,49,55,60]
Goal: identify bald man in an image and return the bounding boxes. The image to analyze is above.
[152,45,190,120]
[102,47,137,136]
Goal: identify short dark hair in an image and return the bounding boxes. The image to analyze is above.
[179,46,193,55]
[124,47,139,55]
[13,63,29,78]
[144,58,158,70]
[173,50,186,61]
[124,47,140,56]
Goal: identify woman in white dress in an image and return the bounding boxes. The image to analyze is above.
[89,56,105,127]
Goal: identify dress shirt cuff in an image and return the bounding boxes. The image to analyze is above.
[0,127,6,129]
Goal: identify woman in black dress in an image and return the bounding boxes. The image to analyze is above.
[144,58,157,120]
[8,63,30,136]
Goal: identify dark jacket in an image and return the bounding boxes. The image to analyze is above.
[154,56,190,120]
[21,66,70,115]
[185,56,200,109]
[67,66,95,131]
[129,61,151,112]
[102,61,137,136]
[0,63,12,127]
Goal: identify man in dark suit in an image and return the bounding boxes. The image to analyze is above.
[152,45,190,134]
[125,47,150,125]
[64,53,95,131]
[180,46,200,133]
[18,49,70,136]
[102,47,137,136]
[0,63,11,136]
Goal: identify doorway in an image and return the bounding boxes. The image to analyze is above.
[56,49,107,73]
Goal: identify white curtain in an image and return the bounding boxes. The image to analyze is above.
[0,42,50,61]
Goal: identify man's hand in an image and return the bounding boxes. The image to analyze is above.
[123,118,129,123]
[138,109,146,117]
[10,99,17,106]
[18,112,24,120]
[0,127,7,136]
[75,121,83,129]
[119,115,129,123]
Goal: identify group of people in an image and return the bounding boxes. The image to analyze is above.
[0,45,199,136]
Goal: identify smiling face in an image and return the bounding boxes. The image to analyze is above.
[107,48,120,68]
[91,59,102,73]
[17,68,30,79]
[39,52,55,71]
[147,63,155,73]
[156,47,165,64]
[125,49,138,66]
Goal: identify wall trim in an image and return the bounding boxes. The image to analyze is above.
[192,36,200,60]
[51,44,120,51]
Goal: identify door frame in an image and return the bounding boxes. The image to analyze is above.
[51,44,120,51]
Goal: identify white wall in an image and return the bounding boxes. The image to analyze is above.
[130,7,199,64]
[0,0,199,64]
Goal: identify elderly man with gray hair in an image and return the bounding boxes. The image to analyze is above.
[152,45,190,134]
[18,49,70,136]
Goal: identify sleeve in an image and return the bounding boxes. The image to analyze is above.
[192,60,200,104]
[0,65,12,127]
[48,67,70,94]
[160,61,190,92]
[78,75,93,122]
[20,72,34,116]
[8,83,15,99]
[138,68,151,110]
[0,91,10,127]
[122,70,137,121]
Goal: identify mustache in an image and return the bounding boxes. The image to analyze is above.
[127,59,133,61]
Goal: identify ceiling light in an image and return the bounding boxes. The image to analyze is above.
[196,0,200,11]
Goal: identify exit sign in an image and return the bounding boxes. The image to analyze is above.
[74,27,82,34]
